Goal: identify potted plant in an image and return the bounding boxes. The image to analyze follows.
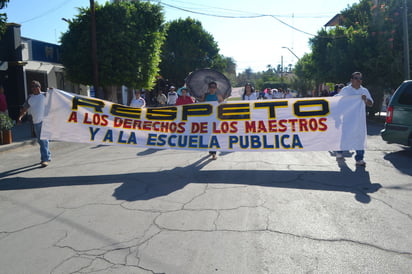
[0,112,14,144]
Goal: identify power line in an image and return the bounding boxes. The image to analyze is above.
[270,15,315,36]
[159,1,267,19]
[19,0,76,24]
[155,0,321,36]
[155,0,353,39]
[157,0,334,19]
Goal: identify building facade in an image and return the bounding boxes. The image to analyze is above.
[0,23,87,120]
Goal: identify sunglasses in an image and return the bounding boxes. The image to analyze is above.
[352,76,363,80]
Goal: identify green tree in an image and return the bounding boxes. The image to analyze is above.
[213,55,236,75]
[308,0,412,113]
[254,66,282,90]
[337,0,407,87]
[235,66,287,91]
[159,18,222,86]
[294,53,316,96]
[0,0,10,37]
[235,67,256,87]
[211,55,237,84]
[60,1,165,97]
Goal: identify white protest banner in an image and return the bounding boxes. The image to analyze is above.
[41,89,367,151]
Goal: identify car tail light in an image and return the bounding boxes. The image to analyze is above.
[386,106,393,123]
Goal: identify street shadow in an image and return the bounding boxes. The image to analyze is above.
[0,156,381,204]
[0,163,42,177]
[137,148,164,156]
[335,158,381,203]
[383,148,412,176]
[90,144,110,149]
[218,151,234,156]
[328,151,354,158]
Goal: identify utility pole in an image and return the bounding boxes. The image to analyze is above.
[402,0,410,80]
[281,46,300,60]
[281,55,284,83]
[90,0,101,98]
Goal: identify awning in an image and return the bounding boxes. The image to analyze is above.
[23,61,63,74]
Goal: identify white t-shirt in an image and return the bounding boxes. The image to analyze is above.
[243,92,257,100]
[167,91,178,105]
[338,85,374,104]
[25,92,47,124]
[264,93,273,99]
[272,91,284,99]
[130,97,145,108]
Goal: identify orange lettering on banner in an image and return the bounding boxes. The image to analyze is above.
[212,121,238,133]
[191,122,208,133]
[318,118,328,131]
[83,113,109,126]
[244,118,328,133]
[67,111,78,123]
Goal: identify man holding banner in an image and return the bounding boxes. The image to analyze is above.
[18,81,51,167]
[336,72,373,166]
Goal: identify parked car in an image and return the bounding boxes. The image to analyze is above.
[381,80,412,146]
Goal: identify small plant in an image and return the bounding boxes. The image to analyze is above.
[0,113,14,130]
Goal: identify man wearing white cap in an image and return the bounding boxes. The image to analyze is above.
[167,86,178,105]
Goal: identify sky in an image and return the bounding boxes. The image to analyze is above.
[3,0,360,73]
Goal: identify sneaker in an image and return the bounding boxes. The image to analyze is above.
[40,161,49,167]
[356,160,366,166]
[212,154,217,160]
[335,152,343,159]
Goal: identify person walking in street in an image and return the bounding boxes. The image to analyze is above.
[129,89,146,108]
[272,88,283,99]
[0,85,8,114]
[156,90,167,107]
[17,80,51,167]
[167,86,178,106]
[264,88,273,99]
[284,89,293,98]
[242,83,257,100]
[330,83,344,96]
[335,72,373,166]
[201,81,223,160]
[201,81,224,103]
[175,87,194,105]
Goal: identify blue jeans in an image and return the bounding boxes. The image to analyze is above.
[33,122,51,162]
[354,150,364,161]
[336,150,364,161]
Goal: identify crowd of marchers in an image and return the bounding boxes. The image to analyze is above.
[129,85,196,108]
[242,84,295,101]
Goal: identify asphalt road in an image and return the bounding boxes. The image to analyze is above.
[0,119,411,273]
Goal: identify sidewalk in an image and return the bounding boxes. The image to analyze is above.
[0,122,37,153]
